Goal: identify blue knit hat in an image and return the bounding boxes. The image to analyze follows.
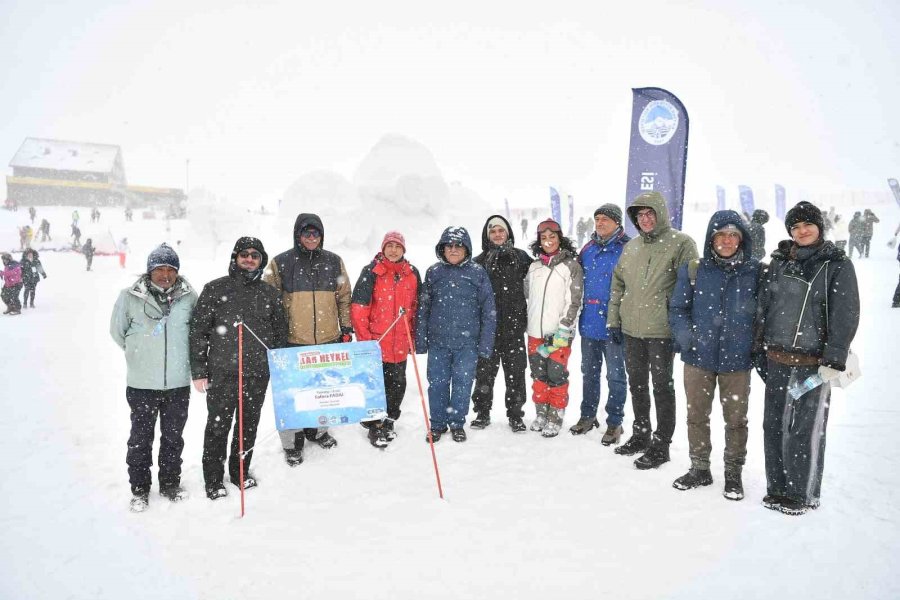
[146,243,180,273]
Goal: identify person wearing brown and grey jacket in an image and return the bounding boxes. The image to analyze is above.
[264,213,352,464]
[607,191,699,470]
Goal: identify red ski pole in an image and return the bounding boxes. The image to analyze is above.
[238,322,246,518]
[402,312,443,499]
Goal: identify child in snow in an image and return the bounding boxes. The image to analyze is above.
[20,249,47,309]
[1,253,24,315]
[351,231,421,448]
[416,226,496,443]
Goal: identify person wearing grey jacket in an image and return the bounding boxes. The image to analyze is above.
[110,243,198,513]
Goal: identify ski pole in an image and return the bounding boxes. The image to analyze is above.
[402,311,443,499]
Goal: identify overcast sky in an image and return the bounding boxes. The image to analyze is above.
[2,0,898,209]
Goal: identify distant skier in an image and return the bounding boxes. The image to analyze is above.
[82,238,95,271]
[28,206,36,224]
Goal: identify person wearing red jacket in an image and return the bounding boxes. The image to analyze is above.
[350,232,421,448]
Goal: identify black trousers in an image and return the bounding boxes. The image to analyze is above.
[202,373,268,486]
[23,284,36,307]
[763,360,831,505]
[893,270,900,306]
[383,361,407,420]
[861,235,872,258]
[471,335,527,418]
[1,284,22,312]
[624,335,676,444]
[126,386,190,494]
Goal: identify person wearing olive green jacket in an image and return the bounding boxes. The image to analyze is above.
[607,191,699,470]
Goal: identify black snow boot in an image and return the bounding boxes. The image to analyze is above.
[206,482,228,500]
[383,418,397,441]
[159,485,189,502]
[470,413,491,429]
[672,468,713,490]
[614,435,651,456]
[284,449,304,467]
[450,428,468,442]
[634,441,670,470]
[369,424,389,448]
[508,416,527,433]
[130,492,149,513]
[723,468,744,501]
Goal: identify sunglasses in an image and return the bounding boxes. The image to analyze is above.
[300,230,321,239]
[238,251,262,260]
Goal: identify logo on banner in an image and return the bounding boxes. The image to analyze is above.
[638,100,680,146]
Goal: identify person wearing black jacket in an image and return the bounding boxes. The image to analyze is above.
[748,209,769,261]
[755,202,859,516]
[20,249,47,308]
[470,215,532,432]
[190,237,288,500]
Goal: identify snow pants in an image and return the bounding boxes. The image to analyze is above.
[527,336,573,409]
[383,360,407,421]
[22,284,36,307]
[763,360,831,505]
[202,373,268,487]
[683,364,750,471]
[1,284,22,312]
[471,334,527,419]
[126,386,190,494]
[624,335,676,444]
[426,345,479,430]
[579,335,627,426]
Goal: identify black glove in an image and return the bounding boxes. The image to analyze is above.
[607,327,623,345]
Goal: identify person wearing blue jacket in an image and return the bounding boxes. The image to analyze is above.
[571,204,629,446]
[669,210,761,501]
[110,243,198,512]
[416,226,496,442]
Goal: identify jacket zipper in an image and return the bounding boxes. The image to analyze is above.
[787,261,829,347]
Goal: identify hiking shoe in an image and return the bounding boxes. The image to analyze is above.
[672,468,713,490]
[284,449,304,467]
[569,417,599,435]
[360,421,375,430]
[634,444,670,470]
[425,428,445,443]
[383,418,397,441]
[530,404,549,432]
[723,469,744,501]
[601,425,624,446]
[206,483,228,500]
[313,432,338,449]
[470,413,491,429]
[129,492,149,513]
[615,435,651,456]
[777,498,810,516]
[508,416,527,433]
[450,428,467,442]
[369,425,389,448]
[762,494,786,511]
[231,476,258,490]
[159,486,189,502]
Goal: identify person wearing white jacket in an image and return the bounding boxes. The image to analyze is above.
[523,219,584,437]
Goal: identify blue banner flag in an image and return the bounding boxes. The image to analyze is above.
[888,178,900,208]
[504,197,511,219]
[267,341,387,430]
[624,87,690,235]
[774,184,786,220]
[568,195,574,236]
[716,186,726,211]
[550,187,561,224]
[738,185,755,217]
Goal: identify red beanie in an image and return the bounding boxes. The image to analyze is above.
[382,231,406,252]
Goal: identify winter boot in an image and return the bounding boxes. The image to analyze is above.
[284,449,304,467]
[541,407,565,438]
[530,403,550,432]
[508,416,527,433]
[232,476,258,490]
[777,498,810,516]
[129,492,149,513]
[762,494,786,512]
[569,416,599,435]
[672,468,713,490]
[450,428,468,442]
[425,427,447,443]
[369,424,389,448]
[312,431,338,449]
[206,483,228,500]
[614,434,651,456]
[723,468,744,501]
[470,412,491,429]
[634,440,670,470]
[383,418,397,441]
[159,485,189,502]
[601,425,624,446]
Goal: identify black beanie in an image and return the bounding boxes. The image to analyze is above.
[593,203,623,225]
[230,236,269,269]
[784,201,824,234]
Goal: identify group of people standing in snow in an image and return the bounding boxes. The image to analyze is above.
[109,194,859,518]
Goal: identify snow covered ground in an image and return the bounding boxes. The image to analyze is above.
[1,204,899,600]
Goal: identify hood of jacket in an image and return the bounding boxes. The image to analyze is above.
[479,214,517,252]
[626,191,671,239]
[292,213,325,254]
[228,236,269,278]
[703,210,753,260]
[434,226,473,265]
